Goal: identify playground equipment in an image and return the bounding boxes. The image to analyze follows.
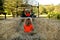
[20,8,36,22]
[20,0,36,22]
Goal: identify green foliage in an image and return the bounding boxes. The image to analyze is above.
[33,7,38,14]
[48,12,60,19]
[4,9,12,15]
[42,7,48,14]
[57,13,60,19]
[0,0,4,11]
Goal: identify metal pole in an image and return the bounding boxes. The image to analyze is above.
[38,3,39,17]
[16,1,18,17]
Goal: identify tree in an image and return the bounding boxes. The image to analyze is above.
[3,0,23,16]
[39,6,47,14]
[0,0,4,11]
[42,7,47,14]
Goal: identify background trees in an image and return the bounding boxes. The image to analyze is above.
[0,0,4,12]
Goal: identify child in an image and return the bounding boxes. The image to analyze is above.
[24,18,34,33]
[25,11,30,17]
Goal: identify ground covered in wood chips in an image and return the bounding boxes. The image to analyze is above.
[0,18,60,40]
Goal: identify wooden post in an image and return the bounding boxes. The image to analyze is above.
[5,13,6,19]
[4,13,6,19]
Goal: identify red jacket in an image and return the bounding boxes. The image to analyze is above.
[24,24,34,33]
[26,12,30,17]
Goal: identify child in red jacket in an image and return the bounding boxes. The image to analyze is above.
[24,18,34,33]
[25,12,30,17]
